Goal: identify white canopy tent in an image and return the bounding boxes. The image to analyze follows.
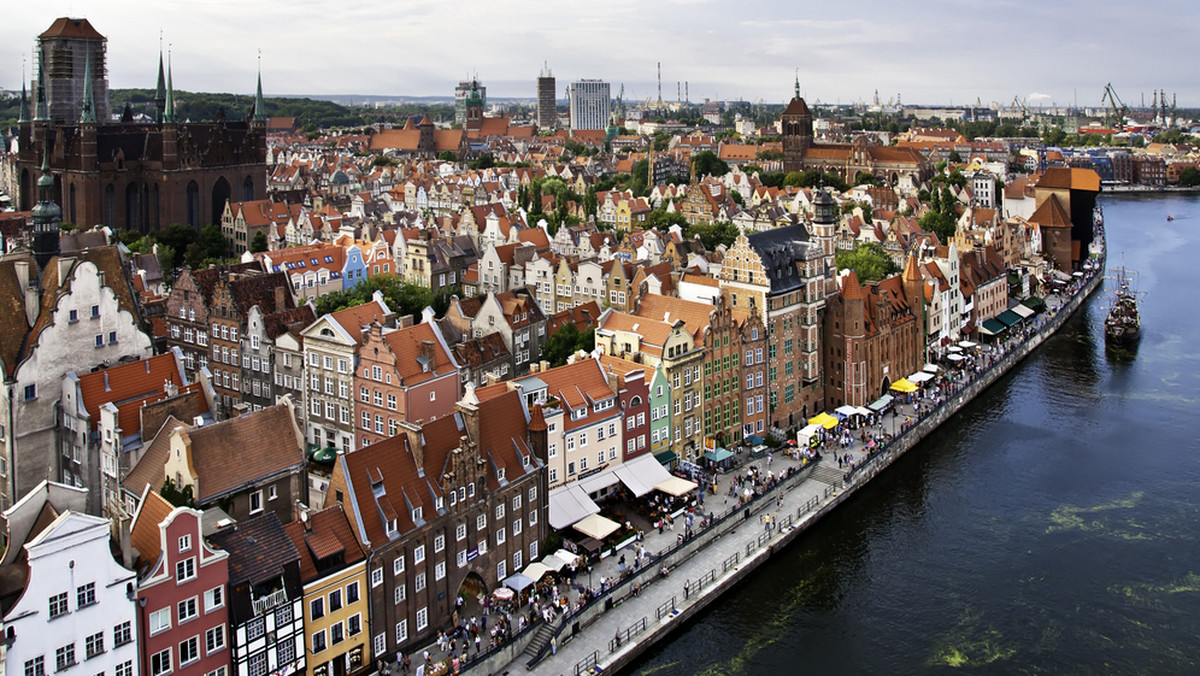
[835,404,860,418]
[907,371,934,383]
[947,353,965,362]
[957,340,977,349]
[923,363,940,373]
[613,454,673,497]
[1011,304,1036,319]
[798,423,823,446]
[554,549,582,569]
[548,483,601,530]
[854,406,874,418]
[654,476,698,497]
[572,513,621,540]
[522,562,554,583]
[540,554,569,571]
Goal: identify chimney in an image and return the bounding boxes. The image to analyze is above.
[164,379,179,398]
[117,508,134,569]
[275,285,286,311]
[399,421,424,469]
[420,340,436,365]
[397,314,415,329]
[57,257,75,284]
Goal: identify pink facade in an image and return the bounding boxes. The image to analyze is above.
[616,369,651,461]
[137,508,231,676]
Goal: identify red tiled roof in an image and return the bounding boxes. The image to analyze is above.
[75,353,187,433]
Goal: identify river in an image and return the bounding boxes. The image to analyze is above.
[628,191,1200,675]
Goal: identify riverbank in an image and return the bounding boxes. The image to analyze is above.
[1101,184,1199,194]
[461,251,1103,676]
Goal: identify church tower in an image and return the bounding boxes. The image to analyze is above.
[32,147,62,269]
[154,48,167,123]
[781,74,814,174]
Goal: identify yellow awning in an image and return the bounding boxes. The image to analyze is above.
[808,412,840,429]
[890,378,918,393]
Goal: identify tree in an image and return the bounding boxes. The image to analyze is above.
[854,171,879,187]
[540,322,596,367]
[947,150,962,163]
[685,221,741,249]
[437,150,457,162]
[529,182,543,216]
[249,230,269,254]
[836,242,900,284]
[691,150,729,179]
[199,224,228,261]
[583,188,598,218]
[730,189,745,206]
[1177,166,1200,187]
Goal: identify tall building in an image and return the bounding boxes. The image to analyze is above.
[567,79,610,131]
[15,18,267,231]
[454,78,485,126]
[37,17,112,124]
[537,64,556,130]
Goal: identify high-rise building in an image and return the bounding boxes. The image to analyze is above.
[454,77,485,125]
[567,79,610,131]
[537,64,556,130]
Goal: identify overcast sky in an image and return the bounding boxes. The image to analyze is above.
[4,0,1197,110]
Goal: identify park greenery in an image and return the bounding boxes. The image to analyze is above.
[919,185,959,244]
[539,322,596,367]
[313,274,460,319]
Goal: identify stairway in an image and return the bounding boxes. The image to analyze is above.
[808,464,845,488]
[523,621,557,660]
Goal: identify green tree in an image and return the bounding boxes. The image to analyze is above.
[646,209,688,231]
[947,150,962,163]
[249,230,269,253]
[540,322,595,367]
[686,221,741,249]
[529,182,543,216]
[853,171,879,187]
[1178,166,1200,187]
[730,189,745,206]
[835,242,900,283]
[161,478,196,508]
[199,224,228,261]
[583,188,598,218]
[691,150,729,179]
[437,150,457,162]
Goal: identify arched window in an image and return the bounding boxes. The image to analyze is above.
[125,182,141,231]
[69,184,77,225]
[186,181,199,228]
[242,175,255,201]
[104,184,116,228]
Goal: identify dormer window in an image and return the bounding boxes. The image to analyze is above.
[412,507,423,522]
[498,468,506,481]
[436,497,444,510]
[387,518,398,535]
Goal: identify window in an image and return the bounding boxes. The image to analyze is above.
[178,534,192,552]
[249,490,263,514]
[393,555,406,575]
[496,560,507,580]
[415,572,426,592]
[175,558,195,582]
[84,632,104,660]
[416,607,428,631]
[205,625,225,654]
[395,619,409,644]
[177,597,198,623]
[413,545,425,565]
[496,527,506,544]
[246,617,266,642]
[496,503,505,520]
[435,561,446,581]
[456,523,467,541]
[113,622,132,647]
[330,622,345,646]
[24,384,36,401]
[457,550,467,568]
[347,581,360,604]
[115,663,133,676]
[179,637,199,666]
[24,657,45,676]
[310,597,325,620]
[372,566,384,587]
[91,305,100,319]
[205,586,223,611]
[348,613,362,636]
[529,509,538,526]
[434,534,445,553]
[311,630,327,654]
[247,654,267,676]
[150,650,171,676]
[394,584,406,605]
[329,589,342,612]
[513,519,523,536]
[150,608,171,634]
[108,331,117,345]
[374,634,386,658]
[513,549,523,571]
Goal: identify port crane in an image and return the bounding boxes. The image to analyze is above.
[1102,83,1129,130]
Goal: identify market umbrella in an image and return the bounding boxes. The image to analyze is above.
[492,587,514,601]
[890,379,918,393]
[808,412,840,429]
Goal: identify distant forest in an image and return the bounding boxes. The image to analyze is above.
[0,90,459,132]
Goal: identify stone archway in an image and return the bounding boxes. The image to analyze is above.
[455,571,488,620]
[881,377,891,397]
[211,176,231,227]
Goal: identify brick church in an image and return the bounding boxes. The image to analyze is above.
[13,17,268,232]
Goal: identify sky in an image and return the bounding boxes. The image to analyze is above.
[3,0,1197,110]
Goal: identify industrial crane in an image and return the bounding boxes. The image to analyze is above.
[1102,83,1129,130]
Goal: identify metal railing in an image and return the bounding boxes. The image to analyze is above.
[574,650,599,676]
[609,616,648,653]
[722,553,739,573]
[656,596,676,621]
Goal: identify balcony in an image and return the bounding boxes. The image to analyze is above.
[252,588,288,617]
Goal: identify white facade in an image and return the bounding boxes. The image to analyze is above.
[3,511,139,676]
[568,80,611,131]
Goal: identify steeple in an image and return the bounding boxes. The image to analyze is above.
[32,144,62,270]
[794,69,800,99]
[154,44,167,123]
[79,52,97,124]
[253,55,267,123]
[18,65,28,124]
[163,52,176,124]
[34,54,48,122]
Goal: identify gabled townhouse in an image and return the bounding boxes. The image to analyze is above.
[0,248,155,515]
[147,399,308,524]
[60,349,212,516]
[444,290,548,375]
[167,263,263,380]
[717,227,826,429]
[207,271,296,417]
[595,310,705,460]
[449,332,514,390]
[209,514,306,676]
[2,510,139,676]
[353,320,461,449]
[283,506,370,676]
[130,492,231,676]
[299,296,396,453]
[595,355,651,462]
[327,388,547,658]
[222,200,303,255]
[255,242,367,303]
[243,305,317,413]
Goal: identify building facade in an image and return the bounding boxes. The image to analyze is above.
[567,80,611,131]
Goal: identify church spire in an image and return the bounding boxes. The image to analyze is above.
[32,142,62,270]
[794,69,800,100]
[18,61,28,124]
[253,52,267,123]
[34,52,48,122]
[79,52,97,124]
[154,39,167,124]
[163,51,176,124]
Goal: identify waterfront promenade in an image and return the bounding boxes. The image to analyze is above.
[393,255,1103,676]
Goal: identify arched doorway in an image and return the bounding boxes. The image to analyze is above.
[242,175,255,201]
[125,183,141,232]
[186,181,199,228]
[456,571,488,621]
[211,176,231,227]
[881,377,891,397]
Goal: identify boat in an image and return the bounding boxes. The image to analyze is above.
[1105,267,1141,347]
[1167,214,1175,221]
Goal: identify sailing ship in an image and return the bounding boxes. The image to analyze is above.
[1105,267,1141,347]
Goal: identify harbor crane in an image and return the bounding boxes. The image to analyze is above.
[1102,83,1129,130]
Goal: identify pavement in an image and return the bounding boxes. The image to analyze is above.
[393,287,1085,676]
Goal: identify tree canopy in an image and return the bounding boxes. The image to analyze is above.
[314,275,460,320]
[835,242,900,284]
[539,322,596,367]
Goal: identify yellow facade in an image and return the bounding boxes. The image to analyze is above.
[303,561,371,676]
